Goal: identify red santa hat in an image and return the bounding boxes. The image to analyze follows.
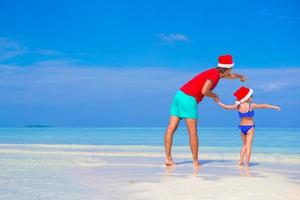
[233,86,254,105]
[218,54,234,68]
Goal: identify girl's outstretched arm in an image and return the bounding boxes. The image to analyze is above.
[216,101,238,110]
[252,103,281,111]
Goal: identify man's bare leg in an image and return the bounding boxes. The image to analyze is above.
[164,116,180,166]
[185,118,199,168]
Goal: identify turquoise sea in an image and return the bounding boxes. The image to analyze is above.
[0,127,299,154]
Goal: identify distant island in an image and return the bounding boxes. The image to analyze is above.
[24,125,53,128]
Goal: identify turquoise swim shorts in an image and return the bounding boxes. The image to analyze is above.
[170,90,198,119]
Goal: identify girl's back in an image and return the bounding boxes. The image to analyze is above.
[238,102,253,113]
[238,102,255,125]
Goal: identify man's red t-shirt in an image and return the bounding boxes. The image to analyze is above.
[180,68,220,103]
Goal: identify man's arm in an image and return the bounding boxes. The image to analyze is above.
[201,80,219,100]
[224,72,246,82]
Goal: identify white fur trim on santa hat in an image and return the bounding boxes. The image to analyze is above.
[235,88,253,105]
[218,63,234,68]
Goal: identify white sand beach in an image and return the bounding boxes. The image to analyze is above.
[0,144,299,200]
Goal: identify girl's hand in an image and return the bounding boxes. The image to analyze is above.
[213,96,220,102]
[274,106,281,111]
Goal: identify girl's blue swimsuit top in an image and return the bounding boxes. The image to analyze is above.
[238,103,254,118]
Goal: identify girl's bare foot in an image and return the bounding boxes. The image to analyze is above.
[245,162,250,167]
[165,159,175,166]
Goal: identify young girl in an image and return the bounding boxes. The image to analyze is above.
[216,86,280,167]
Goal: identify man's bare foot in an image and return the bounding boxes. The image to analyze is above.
[165,159,175,166]
[193,160,200,169]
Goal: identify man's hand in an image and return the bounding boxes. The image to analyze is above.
[240,75,246,82]
[274,106,281,111]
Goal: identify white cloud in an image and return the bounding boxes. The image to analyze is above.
[264,81,291,92]
[0,62,299,126]
[211,68,300,106]
[1,59,299,96]
[259,9,300,22]
[0,37,64,62]
[34,49,62,56]
[238,68,300,93]
[1,60,299,103]
[0,37,27,61]
[158,33,190,44]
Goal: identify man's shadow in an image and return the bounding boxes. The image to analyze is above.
[175,160,259,166]
[175,159,231,165]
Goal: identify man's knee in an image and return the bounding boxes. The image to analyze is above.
[166,127,177,136]
[185,118,197,127]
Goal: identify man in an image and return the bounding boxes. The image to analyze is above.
[164,54,246,168]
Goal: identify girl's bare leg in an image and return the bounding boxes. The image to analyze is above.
[245,128,255,167]
[185,118,199,168]
[238,133,247,165]
[164,116,180,166]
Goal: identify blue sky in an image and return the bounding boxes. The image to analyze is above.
[0,0,299,127]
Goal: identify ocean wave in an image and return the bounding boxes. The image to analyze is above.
[0,144,300,163]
